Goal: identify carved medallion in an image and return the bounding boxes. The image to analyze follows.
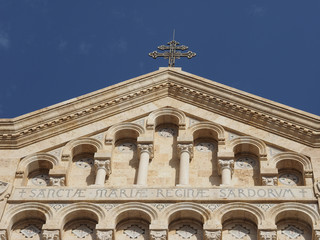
[176,225,197,239]
[76,158,94,169]
[229,225,250,239]
[158,128,176,137]
[279,173,299,185]
[196,142,215,152]
[282,225,303,239]
[20,225,41,238]
[236,157,256,169]
[123,225,145,239]
[118,143,136,152]
[31,174,50,186]
[72,224,93,238]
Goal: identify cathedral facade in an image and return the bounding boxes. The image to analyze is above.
[0,67,319,240]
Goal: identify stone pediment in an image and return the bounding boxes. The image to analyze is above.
[0,67,319,149]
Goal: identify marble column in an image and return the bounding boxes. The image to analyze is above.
[136,144,153,185]
[150,230,167,240]
[204,230,221,240]
[94,159,111,185]
[42,230,60,240]
[218,159,234,185]
[259,230,277,240]
[177,144,193,186]
[96,230,113,240]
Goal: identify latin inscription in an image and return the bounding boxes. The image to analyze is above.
[11,187,314,201]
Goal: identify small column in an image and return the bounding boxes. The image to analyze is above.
[136,144,153,185]
[218,159,234,186]
[150,230,167,240]
[177,144,193,186]
[259,230,277,240]
[42,230,60,240]
[315,230,320,240]
[94,159,111,186]
[96,230,113,240]
[204,230,221,240]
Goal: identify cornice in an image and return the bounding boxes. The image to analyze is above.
[0,68,319,149]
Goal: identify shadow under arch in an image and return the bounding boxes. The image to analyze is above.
[105,122,145,145]
[271,152,312,171]
[190,122,226,145]
[58,202,105,229]
[162,202,211,226]
[18,153,59,175]
[268,202,320,227]
[216,202,265,227]
[109,202,158,228]
[146,107,186,130]
[61,137,103,161]
[1,202,53,229]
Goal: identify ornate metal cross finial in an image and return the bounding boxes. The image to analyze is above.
[149,32,196,67]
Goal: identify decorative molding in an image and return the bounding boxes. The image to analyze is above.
[0,69,319,149]
[42,230,60,240]
[150,230,166,240]
[72,224,93,238]
[96,230,113,240]
[49,177,65,187]
[259,230,276,240]
[124,225,145,239]
[262,177,278,186]
[281,225,303,239]
[229,225,250,239]
[176,225,197,239]
[204,230,221,240]
[20,225,41,238]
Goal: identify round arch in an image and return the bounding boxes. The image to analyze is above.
[230,136,267,159]
[18,153,58,173]
[162,202,210,226]
[216,203,265,227]
[268,203,319,227]
[270,152,312,172]
[105,122,145,145]
[58,203,105,229]
[189,122,226,145]
[146,107,186,130]
[2,202,53,229]
[61,137,103,161]
[109,202,158,228]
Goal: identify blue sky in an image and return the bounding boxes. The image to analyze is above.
[0,0,319,118]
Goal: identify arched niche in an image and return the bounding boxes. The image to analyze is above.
[17,153,58,187]
[146,107,186,130]
[190,122,224,187]
[230,137,267,186]
[60,203,104,240]
[271,152,312,186]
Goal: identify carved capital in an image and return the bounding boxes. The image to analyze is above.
[138,144,154,158]
[315,230,320,240]
[42,230,60,240]
[0,230,7,240]
[177,144,193,159]
[49,177,65,187]
[94,160,112,176]
[15,171,24,178]
[96,230,113,240]
[218,159,234,175]
[204,230,221,240]
[262,177,278,186]
[150,230,167,240]
[259,230,276,240]
[61,154,70,161]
